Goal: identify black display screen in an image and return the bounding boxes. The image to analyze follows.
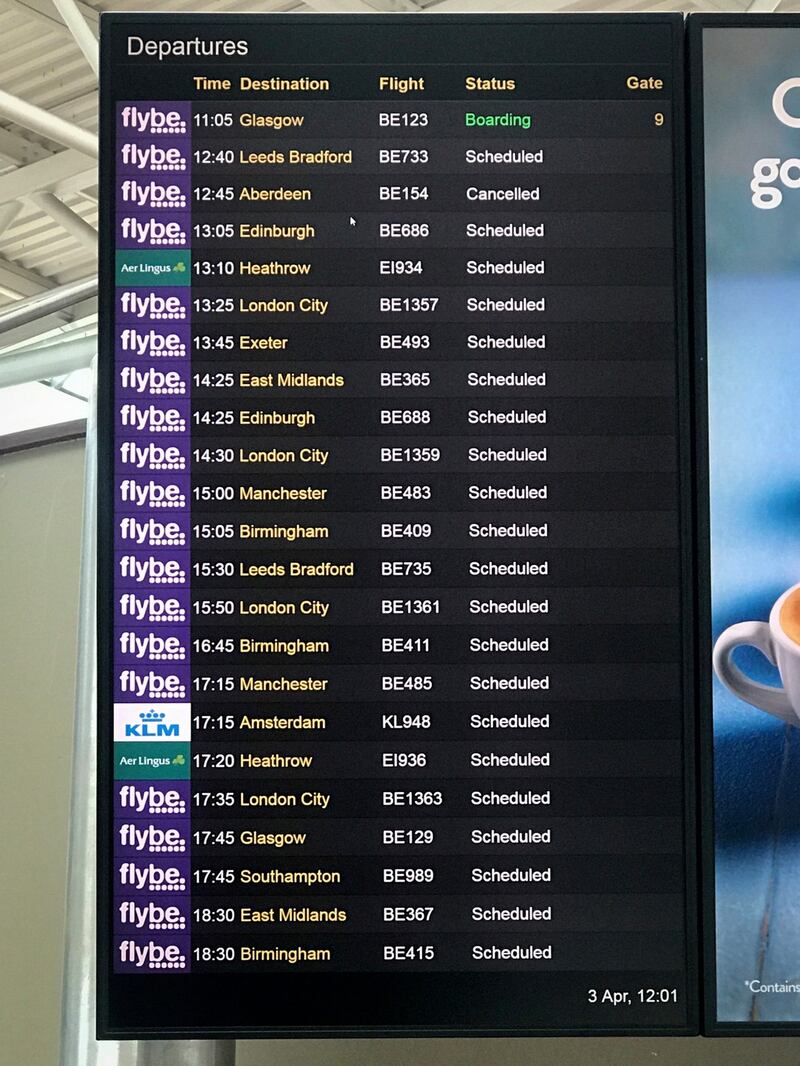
[690,13,800,1036]
[97,13,696,1037]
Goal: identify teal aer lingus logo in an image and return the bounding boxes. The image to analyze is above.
[115,251,191,286]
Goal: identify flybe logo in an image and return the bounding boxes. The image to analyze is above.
[120,143,187,171]
[118,631,187,660]
[120,179,187,209]
[118,669,186,700]
[118,822,188,853]
[118,479,186,507]
[114,703,190,741]
[119,291,187,320]
[118,861,187,891]
[119,366,186,395]
[119,403,186,433]
[118,592,186,623]
[118,441,186,470]
[119,328,186,356]
[117,783,186,815]
[118,555,186,584]
[117,940,187,970]
[120,106,188,135]
[118,479,186,509]
[118,516,186,546]
[118,900,187,931]
[120,217,187,246]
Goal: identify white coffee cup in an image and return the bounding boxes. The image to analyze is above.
[713,582,800,725]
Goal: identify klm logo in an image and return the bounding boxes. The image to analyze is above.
[125,710,180,738]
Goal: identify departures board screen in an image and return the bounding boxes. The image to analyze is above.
[97,14,696,1037]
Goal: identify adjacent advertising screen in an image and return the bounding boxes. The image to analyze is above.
[693,16,800,1033]
[97,14,696,1037]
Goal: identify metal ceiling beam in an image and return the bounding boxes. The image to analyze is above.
[0,125,51,166]
[0,88,97,157]
[30,190,97,251]
[1,0,98,33]
[76,184,97,204]
[301,0,419,10]
[0,149,94,204]
[0,332,94,388]
[0,274,95,333]
[0,201,21,236]
[299,0,367,8]
[426,0,577,9]
[49,89,100,133]
[0,255,74,329]
[0,254,60,298]
[52,0,99,79]
[0,299,95,352]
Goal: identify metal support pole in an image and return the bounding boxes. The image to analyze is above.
[58,360,136,1066]
[31,190,97,251]
[0,88,98,158]
[0,276,96,332]
[57,362,236,1066]
[137,1043,236,1066]
[52,0,99,78]
[0,335,95,387]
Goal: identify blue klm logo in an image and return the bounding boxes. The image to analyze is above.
[125,710,180,739]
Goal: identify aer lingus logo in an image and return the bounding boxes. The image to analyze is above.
[115,250,191,285]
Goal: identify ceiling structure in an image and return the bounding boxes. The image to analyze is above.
[0,0,793,367]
